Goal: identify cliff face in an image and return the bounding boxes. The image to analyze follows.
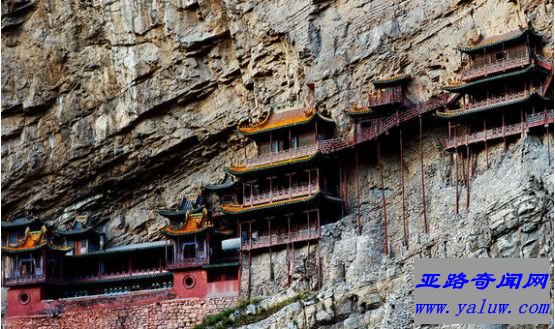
[2,0,553,327]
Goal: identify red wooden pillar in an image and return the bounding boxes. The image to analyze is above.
[546,107,551,165]
[377,141,388,255]
[466,146,470,210]
[339,160,344,217]
[287,215,292,286]
[419,116,428,233]
[399,127,407,247]
[268,218,273,282]
[355,147,361,235]
[248,221,253,250]
[454,127,459,214]
[484,118,489,169]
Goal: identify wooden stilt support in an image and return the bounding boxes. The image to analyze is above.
[547,125,551,165]
[484,118,489,169]
[291,244,295,287]
[399,127,407,247]
[285,243,291,287]
[247,250,252,298]
[339,160,344,217]
[461,146,467,184]
[419,116,428,233]
[546,107,551,165]
[343,161,349,212]
[355,148,361,235]
[454,140,459,215]
[377,140,388,255]
[466,146,470,210]
[306,239,311,289]
[316,241,322,290]
[502,113,507,150]
[268,218,274,282]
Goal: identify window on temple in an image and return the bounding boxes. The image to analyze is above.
[197,237,206,258]
[258,141,271,155]
[495,51,506,61]
[291,135,299,149]
[271,140,284,153]
[80,239,88,254]
[474,55,486,68]
[298,132,314,147]
[182,242,196,259]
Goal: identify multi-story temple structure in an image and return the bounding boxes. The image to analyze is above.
[437,28,554,212]
[223,107,342,293]
[1,28,553,324]
[438,28,554,151]
[1,207,240,317]
[157,197,240,298]
[347,74,413,136]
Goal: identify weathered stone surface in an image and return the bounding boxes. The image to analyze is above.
[2,0,553,328]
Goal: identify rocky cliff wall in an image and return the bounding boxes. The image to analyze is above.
[3,0,552,243]
[240,129,553,328]
[2,0,553,328]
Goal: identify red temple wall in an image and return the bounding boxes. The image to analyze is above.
[5,288,238,329]
[6,287,47,317]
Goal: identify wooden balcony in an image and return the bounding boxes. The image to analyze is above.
[463,88,539,112]
[241,228,320,251]
[166,257,209,270]
[244,144,318,168]
[3,273,46,286]
[368,89,404,108]
[462,55,531,81]
[70,267,167,282]
[242,183,318,207]
[445,111,554,150]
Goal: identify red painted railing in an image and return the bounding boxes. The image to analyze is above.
[244,144,318,168]
[461,89,538,112]
[241,228,320,251]
[462,55,530,81]
[317,94,451,153]
[368,89,404,107]
[3,274,46,286]
[243,183,318,206]
[445,111,554,150]
[166,258,209,270]
[70,268,167,282]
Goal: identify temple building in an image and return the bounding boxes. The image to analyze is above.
[223,107,342,294]
[59,215,172,299]
[438,28,554,152]
[1,205,240,317]
[2,217,70,316]
[157,196,240,298]
[346,74,413,141]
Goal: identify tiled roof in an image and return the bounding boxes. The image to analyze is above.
[372,74,410,88]
[443,64,543,93]
[239,108,334,136]
[458,29,541,54]
[346,106,375,117]
[2,227,71,254]
[220,193,319,215]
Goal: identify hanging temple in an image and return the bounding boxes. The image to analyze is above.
[2,28,553,318]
